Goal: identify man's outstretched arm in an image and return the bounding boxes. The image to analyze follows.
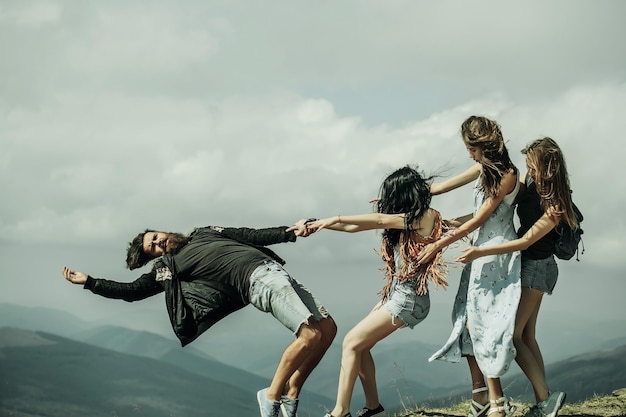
[62,267,88,285]
[208,223,306,246]
[62,266,163,302]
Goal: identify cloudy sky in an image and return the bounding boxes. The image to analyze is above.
[1,1,625,350]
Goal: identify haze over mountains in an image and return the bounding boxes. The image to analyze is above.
[1,303,625,416]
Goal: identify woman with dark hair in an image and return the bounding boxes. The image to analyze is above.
[303,165,449,417]
[417,116,521,417]
[456,137,576,417]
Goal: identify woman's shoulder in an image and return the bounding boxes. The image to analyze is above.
[413,208,440,237]
[424,207,441,220]
[498,166,519,194]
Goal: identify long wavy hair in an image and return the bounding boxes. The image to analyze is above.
[523,137,578,228]
[377,165,433,249]
[461,115,516,198]
[377,165,448,297]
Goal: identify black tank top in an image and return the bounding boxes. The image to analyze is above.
[516,176,558,259]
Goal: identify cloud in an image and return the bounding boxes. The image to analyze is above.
[65,6,221,74]
[0,1,61,28]
[2,82,623,271]
[0,0,624,328]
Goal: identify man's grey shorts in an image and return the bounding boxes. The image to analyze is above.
[383,276,430,329]
[248,260,330,335]
[521,255,559,295]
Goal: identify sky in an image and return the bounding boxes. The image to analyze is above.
[1,1,625,351]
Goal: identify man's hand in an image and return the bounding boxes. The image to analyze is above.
[304,217,338,233]
[286,219,313,237]
[62,266,87,285]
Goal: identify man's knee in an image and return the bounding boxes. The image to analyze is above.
[319,317,337,342]
[296,322,324,349]
[295,316,336,351]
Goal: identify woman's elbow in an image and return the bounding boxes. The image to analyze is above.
[518,239,533,251]
[430,186,443,195]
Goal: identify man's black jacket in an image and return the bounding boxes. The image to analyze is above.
[84,226,297,346]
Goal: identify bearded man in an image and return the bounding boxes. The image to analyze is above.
[62,220,336,417]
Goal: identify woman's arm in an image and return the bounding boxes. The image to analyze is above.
[430,163,481,195]
[417,168,518,264]
[306,213,406,233]
[444,213,473,228]
[456,212,560,263]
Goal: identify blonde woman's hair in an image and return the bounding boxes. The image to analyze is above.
[461,116,516,198]
[523,137,578,228]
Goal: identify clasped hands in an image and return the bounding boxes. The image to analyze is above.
[287,217,336,237]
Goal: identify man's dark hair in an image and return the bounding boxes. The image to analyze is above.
[126,229,156,270]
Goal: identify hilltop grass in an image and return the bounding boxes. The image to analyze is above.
[397,389,626,417]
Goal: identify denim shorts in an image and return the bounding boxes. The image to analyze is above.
[383,277,430,329]
[248,260,330,335]
[521,256,559,295]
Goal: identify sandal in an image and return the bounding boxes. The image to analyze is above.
[488,396,516,417]
[468,387,490,417]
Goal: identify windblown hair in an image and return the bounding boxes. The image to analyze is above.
[522,137,578,229]
[377,165,448,297]
[377,165,433,248]
[461,115,516,198]
[126,229,156,270]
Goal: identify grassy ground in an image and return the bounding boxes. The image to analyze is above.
[398,388,626,417]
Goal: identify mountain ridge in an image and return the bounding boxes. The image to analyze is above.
[2,302,626,415]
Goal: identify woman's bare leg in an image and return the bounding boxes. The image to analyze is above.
[358,350,381,410]
[514,287,549,402]
[467,355,489,407]
[329,306,401,417]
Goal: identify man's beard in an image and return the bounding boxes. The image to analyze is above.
[166,233,190,254]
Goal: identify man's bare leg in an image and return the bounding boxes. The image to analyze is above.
[264,317,336,402]
[282,316,337,400]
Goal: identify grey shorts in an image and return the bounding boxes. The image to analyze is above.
[383,277,430,329]
[521,256,559,295]
[248,260,330,335]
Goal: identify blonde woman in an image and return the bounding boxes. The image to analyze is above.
[456,138,577,417]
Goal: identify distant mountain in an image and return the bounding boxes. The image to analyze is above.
[0,303,93,337]
[421,343,626,408]
[5,302,625,370]
[506,344,626,402]
[0,327,259,417]
[73,324,210,360]
[298,339,473,408]
[2,302,625,414]
[599,336,626,350]
[71,324,333,412]
[185,306,626,381]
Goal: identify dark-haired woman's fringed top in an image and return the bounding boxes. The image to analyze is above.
[379,210,449,299]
